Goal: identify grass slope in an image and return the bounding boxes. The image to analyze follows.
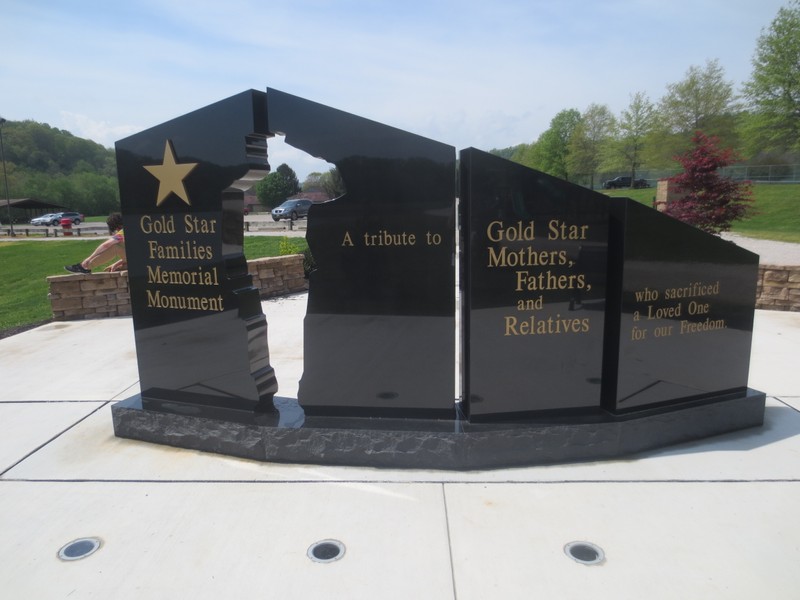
[0,236,307,333]
[603,183,800,243]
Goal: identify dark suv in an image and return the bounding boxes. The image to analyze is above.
[271,198,313,221]
[602,176,650,189]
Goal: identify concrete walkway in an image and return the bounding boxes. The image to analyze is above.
[1,295,799,598]
[721,231,800,265]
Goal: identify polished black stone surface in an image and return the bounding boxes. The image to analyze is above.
[110,88,766,470]
[112,388,766,470]
[602,199,760,412]
[460,148,609,420]
[267,89,457,418]
[115,90,277,413]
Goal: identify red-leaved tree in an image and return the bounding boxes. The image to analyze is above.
[665,131,753,234]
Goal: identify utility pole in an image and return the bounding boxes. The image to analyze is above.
[0,117,14,236]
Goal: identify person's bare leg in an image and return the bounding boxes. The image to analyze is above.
[82,245,123,270]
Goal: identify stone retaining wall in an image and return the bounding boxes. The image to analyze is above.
[46,255,799,320]
[48,254,307,321]
[757,264,800,312]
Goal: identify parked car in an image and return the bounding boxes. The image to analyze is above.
[602,176,650,189]
[31,211,84,226]
[30,213,58,225]
[271,198,313,221]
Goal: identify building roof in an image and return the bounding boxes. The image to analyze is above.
[5,198,68,210]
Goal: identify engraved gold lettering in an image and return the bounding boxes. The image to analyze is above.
[504,314,590,336]
[679,318,726,334]
[516,295,544,311]
[183,214,217,234]
[363,230,417,246]
[140,214,176,234]
[146,289,224,312]
[664,281,720,299]
[146,265,219,286]
[515,270,586,292]
[147,240,213,260]
[486,220,535,242]
[488,247,567,268]
[547,219,588,240]
[646,303,682,319]
[688,300,710,315]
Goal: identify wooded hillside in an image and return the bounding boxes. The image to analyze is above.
[2,120,119,217]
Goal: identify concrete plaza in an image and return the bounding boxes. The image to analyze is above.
[1,290,799,598]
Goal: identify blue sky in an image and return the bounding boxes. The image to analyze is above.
[0,0,788,179]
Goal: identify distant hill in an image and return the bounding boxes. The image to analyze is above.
[2,120,119,217]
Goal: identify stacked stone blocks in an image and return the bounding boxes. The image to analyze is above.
[757,264,800,311]
[46,254,799,319]
[48,254,306,321]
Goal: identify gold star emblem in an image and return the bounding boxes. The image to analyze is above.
[144,140,199,206]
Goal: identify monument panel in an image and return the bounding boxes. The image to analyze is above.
[115,90,277,415]
[602,198,759,411]
[267,89,457,417]
[460,148,609,420]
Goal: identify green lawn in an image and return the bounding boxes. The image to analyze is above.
[603,182,800,243]
[0,236,307,333]
[2,181,797,335]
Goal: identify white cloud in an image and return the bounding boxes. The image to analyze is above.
[59,112,142,148]
[0,0,789,166]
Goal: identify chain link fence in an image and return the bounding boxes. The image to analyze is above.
[584,164,800,189]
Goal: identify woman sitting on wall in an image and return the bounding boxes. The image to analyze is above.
[64,213,126,274]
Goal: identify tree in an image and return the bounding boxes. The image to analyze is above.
[615,92,658,185]
[319,167,345,198]
[255,163,300,209]
[302,167,345,198]
[743,0,800,154]
[653,59,738,163]
[568,103,616,189]
[69,172,120,215]
[659,59,737,135]
[276,163,300,195]
[0,119,120,214]
[509,142,538,170]
[534,108,581,180]
[302,172,324,192]
[665,131,753,234]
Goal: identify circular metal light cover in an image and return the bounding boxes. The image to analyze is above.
[307,539,346,563]
[58,537,102,561]
[564,541,605,565]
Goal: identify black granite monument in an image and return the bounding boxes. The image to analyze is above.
[111,88,766,469]
[602,198,759,412]
[115,90,277,417]
[460,148,609,420]
[268,89,456,417]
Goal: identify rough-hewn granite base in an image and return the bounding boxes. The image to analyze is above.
[111,389,766,470]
